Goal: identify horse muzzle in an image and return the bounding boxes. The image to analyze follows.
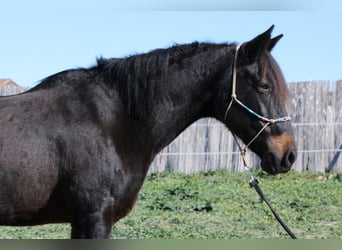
[261,134,297,175]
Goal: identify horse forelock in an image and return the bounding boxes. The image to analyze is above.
[260,52,289,110]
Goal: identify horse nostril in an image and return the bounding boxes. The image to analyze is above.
[286,150,297,166]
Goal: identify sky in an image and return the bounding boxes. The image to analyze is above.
[0,0,341,88]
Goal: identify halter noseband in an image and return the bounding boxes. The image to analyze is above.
[224,44,291,156]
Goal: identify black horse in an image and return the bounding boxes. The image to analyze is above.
[0,26,296,238]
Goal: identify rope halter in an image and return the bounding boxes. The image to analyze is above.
[223,44,291,169]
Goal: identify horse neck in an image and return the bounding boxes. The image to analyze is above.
[148,89,204,153]
[144,48,232,153]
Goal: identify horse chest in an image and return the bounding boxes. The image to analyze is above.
[110,169,147,223]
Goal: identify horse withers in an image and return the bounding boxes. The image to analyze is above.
[0,25,296,238]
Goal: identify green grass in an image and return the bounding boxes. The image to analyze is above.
[0,170,341,239]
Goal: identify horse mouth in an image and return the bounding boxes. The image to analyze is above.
[260,134,297,175]
[261,153,278,175]
[261,151,295,175]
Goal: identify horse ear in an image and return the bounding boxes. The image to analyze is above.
[268,34,283,51]
[238,25,274,65]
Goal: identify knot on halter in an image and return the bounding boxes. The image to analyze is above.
[275,116,292,123]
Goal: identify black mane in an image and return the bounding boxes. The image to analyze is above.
[29,42,230,118]
[100,42,230,117]
[27,41,287,117]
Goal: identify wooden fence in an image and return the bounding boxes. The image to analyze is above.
[149,80,342,174]
[1,80,341,173]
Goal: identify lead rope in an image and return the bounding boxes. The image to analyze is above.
[234,134,297,239]
[226,44,297,239]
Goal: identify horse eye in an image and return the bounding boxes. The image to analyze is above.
[257,82,271,94]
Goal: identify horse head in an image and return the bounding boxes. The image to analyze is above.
[222,26,297,175]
